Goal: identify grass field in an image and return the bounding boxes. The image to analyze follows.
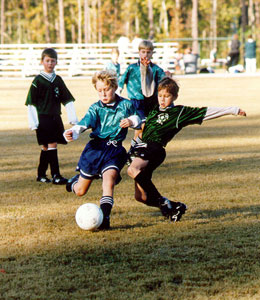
[1,75,260,300]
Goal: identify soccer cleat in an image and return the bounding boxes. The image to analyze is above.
[66,174,79,192]
[98,216,110,230]
[52,174,68,185]
[169,202,187,222]
[36,176,51,183]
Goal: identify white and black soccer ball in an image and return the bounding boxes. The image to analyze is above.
[75,203,103,231]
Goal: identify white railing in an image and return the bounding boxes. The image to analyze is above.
[0,42,179,78]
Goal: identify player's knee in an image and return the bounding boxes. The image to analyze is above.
[127,165,139,178]
[74,185,86,197]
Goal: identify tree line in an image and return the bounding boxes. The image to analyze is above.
[1,0,260,53]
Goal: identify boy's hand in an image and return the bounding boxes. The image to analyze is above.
[140,57,151,67]
[238,109,246,116]
[120,118,133,128]
[64,129,74,142]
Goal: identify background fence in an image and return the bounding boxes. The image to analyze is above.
[0,42,180,78]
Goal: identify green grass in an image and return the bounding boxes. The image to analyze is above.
[1,76,260,300]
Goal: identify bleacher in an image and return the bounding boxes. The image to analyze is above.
[0,42,179,78]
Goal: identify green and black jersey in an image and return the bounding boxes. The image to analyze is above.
[25,73,75,115]
[142,105,207,147]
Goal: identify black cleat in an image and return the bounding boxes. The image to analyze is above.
[36,176,51,183]
[170,202,187,222]
[159,197,173,218]
[66,174,79,192]
[52,174,68,185]
[98,216,110,230]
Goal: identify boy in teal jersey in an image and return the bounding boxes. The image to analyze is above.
[25,48,78,184]
[127,77,246,222]
[118,40,166,140]
[64,70,141,230]
[105,48,121,80]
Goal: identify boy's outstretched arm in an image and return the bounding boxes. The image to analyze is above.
[204,107,246,121]
[238,109,246,116]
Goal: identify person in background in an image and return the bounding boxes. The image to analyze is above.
[25,48,78,184]
[182,47,198,75]
[118,39,166,143]
[245,34,257,73]
[227,34,241,68]
[105,48,121,79]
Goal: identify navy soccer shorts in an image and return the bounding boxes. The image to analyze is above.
[76,139,127,184]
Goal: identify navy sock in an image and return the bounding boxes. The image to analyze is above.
[48,149,60,177]
[100,196,114,218]
[38,149,49,177]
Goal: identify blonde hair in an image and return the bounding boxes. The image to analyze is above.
[92,70,118,90]
[111,48,119,55]
[138,40,154,51]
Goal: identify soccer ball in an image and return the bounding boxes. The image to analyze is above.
[75,203,103,231]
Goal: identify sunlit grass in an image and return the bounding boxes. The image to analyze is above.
[1,76,260,300]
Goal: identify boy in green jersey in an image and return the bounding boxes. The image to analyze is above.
[25,48,78,184]
[127,77,246,222]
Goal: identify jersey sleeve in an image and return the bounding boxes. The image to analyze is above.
[25,78,38,106]
[126,100,141,128]
[176,106,207,128]
[203,107,240,120]
[58,76,75,105]
[157,66,166,81]
[77,104,97,129]
[118,66,129,89]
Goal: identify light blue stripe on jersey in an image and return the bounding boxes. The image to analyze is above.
[77,95,139,142]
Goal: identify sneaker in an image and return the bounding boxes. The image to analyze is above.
[98,216,110,230]
[66,174,79,192]
[36,176,51,183]
[52,174,68,185]
[170,202,187,222]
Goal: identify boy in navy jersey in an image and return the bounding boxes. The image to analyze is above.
[64,70,141,230]
[127,77,246,222]
[25,48,78,184]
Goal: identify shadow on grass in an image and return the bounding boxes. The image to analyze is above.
[190,204,260,222]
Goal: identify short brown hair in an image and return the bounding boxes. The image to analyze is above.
[41,48,58,61]
[158,77,179,97]
[92,70,118,90]
[138,40,154,51]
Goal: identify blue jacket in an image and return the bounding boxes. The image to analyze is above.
[118,61,165,100]
[245,40,256,59]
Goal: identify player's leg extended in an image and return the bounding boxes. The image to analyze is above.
[73,176,93,196]
[99,168,118,230]
[127,157,149,203]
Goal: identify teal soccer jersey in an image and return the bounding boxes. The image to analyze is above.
[142,105,207,146]
[25,72,75,115]
[77,95,139,142]
[118,61,165,100]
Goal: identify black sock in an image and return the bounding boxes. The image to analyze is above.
[100,196,114,218]
[135,171,161,207]
[37,150,49,177]
[48,149,60,177]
